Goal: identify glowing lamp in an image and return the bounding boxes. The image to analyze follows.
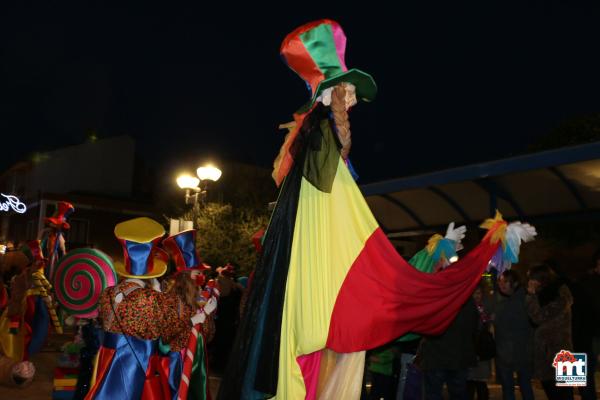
[177,175,200,190]
[196,165,222,182]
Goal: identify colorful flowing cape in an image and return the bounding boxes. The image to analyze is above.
[217,107,506,400]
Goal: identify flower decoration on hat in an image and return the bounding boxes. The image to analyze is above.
[114,217,168,279]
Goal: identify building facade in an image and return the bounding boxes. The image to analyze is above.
[0,135,158,261]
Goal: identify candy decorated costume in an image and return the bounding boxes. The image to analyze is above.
[161,229,216,400]
[218,20,536,400]
[86,217,198,400]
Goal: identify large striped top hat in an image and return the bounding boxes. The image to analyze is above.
[281,19,377,113]
[114,217,168,279]
[162,229,210,272]
[45,201,75,230]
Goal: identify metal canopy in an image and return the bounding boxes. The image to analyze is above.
[361,141,600,235]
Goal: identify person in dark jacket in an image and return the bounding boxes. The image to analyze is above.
[526,264,574,400]
[576,251,600,400]
[467,283,493,400]
[420,297,478,400]
[494,269,535,400]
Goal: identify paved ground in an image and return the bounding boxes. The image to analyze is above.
[0,335,597,400]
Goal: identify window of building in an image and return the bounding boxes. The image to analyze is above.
[66,218,89,248]
[25,220,36,240]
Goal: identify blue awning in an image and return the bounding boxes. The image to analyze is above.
[361,141,600,236]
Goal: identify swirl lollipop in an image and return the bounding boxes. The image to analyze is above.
[53,248,117,318]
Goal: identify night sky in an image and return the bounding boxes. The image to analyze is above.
[2,2,600,185]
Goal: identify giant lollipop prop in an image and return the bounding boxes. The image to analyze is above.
[53,248,117,318]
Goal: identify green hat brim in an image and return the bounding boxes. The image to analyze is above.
[296,68,377,114]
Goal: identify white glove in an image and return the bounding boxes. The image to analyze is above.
[506,222,537,243]
[317,87,334,106]
[191,311,206,325]
[204,297,218,315]
[445,222,467,251]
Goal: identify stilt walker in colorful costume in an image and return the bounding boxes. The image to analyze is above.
[85,217,206,400]
[161,229,217,400]
[29,201,74,357]
[0,240,62,364]
[39,201,74,282]
[0,245,40,387]
[217,19,537,400]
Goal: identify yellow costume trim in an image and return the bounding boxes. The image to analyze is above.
[480,210,508,248]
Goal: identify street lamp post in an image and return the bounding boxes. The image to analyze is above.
[176,163,222,229]
[196,164,222,206]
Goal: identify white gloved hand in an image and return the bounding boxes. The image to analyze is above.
[316,87,334,106]
[204,297,218,315]
[191,311,206,325]
[445,222,467,250]
[506,222,537,243]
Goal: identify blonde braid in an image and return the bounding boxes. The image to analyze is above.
[331,85,351,159]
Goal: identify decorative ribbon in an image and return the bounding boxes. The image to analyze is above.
[177,324,200,400]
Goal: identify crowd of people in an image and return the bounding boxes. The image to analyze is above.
[364,253,600,400]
